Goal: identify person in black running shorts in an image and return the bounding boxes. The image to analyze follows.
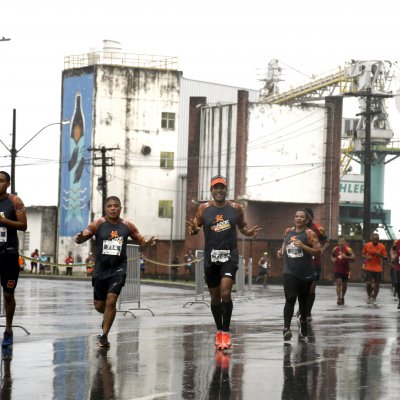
[0,171,28,348]
[278,209,321,342]
[75,196,156,347]
[186,175,261,350]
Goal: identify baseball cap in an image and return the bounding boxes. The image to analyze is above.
[210,175,227,188]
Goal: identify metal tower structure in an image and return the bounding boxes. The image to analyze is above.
[260,60,400,239]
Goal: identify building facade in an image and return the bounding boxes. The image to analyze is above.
[57,43,258,261]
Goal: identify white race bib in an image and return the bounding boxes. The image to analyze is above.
[0,227,7,243]
[286,242,304,258]
[211,249,230,263]
[102,240,122,256]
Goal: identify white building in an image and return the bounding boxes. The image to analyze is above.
[57,40,258,260]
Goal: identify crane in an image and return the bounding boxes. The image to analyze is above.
[259,59,399,239]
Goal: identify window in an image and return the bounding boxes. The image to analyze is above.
[161,112,175,130]
[160,151,174,169]
[159,200,173,218]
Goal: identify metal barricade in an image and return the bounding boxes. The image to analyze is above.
[183,250,209,308]
[117,244,154,316]
[235,256,253,301]
[247,257,253,291]
[0,287,30,335]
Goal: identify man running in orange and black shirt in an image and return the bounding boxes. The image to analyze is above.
[0,171,27,347]
[362,232,388,306]
[75,196,156,348]
[304,208,328,320]
[186,175,261,351]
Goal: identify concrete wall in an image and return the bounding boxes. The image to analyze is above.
[24,206,57,261]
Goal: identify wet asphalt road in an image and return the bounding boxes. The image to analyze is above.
[1,277,400,400]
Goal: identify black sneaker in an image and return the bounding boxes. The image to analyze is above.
[297,316,308,339]
[283,328,292,341]
[98,333,110,348]
[2,331,13,348]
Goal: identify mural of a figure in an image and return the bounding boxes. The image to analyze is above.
[60,75,93,237]
[69,93,85,183]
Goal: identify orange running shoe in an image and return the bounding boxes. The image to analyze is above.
[221,332,232,349]
[215,331,223,349]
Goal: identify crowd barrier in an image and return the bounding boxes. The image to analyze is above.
[235,256,254,301]
[183,250,209,308]
[117,244,154,317]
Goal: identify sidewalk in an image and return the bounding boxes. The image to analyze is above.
[2,278,400,399]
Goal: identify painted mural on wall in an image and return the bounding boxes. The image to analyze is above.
[60,74,94,236]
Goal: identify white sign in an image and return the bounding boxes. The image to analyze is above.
[340,175,364,203]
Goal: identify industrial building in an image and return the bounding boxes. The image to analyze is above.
[56,43,399,274]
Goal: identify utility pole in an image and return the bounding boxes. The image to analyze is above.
[346,90,393,241]
[11,109,16,194]
[88,145,119,214]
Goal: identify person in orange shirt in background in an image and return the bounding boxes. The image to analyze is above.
[362,232,388,306]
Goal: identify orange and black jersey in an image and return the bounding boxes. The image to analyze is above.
[0,194,25,253]
[83,217,144,279]
[283,227,320,281]
[193,200,247,268]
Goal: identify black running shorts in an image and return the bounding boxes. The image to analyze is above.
[204,260,238,289]
[93,274,126,301]
[365,270,382,284]
[0,253,20,293]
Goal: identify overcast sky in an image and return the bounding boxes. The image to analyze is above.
[1,0,399,235]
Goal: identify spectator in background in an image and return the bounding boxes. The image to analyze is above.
[65,251,74,276]
[85,252,95,277]
[39,252,47,275]
[139,253,145,278]
[171,255,179,281]
[18,255,25,271]
[30,249,39,274]
[183,249,194,282]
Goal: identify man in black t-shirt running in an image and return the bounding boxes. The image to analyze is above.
[0,171,28,348]
[187,175,261,350]
[75,196,156,348]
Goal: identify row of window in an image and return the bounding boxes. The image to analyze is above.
[150,113,176,214]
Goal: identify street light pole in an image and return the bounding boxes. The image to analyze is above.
[10,109,16,194]
[0,109,69,193]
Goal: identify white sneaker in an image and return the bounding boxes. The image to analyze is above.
[371,298,377,306]
[366,297,372,304]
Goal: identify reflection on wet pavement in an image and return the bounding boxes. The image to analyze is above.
[1,278,400,399]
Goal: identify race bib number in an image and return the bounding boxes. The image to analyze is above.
[286,242,303,258]
[102,240,122,256]
[211,249,230,263]
[0,227,7,243]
